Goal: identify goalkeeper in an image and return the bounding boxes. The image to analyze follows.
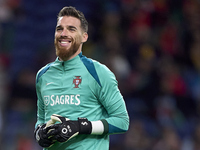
[34,6,129,150]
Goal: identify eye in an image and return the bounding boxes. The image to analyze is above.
[56,27,63,31]
[69,28,76,32]
[70,28,75,31]
[68,26,77,32]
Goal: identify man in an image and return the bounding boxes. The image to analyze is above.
[34,6,129,150]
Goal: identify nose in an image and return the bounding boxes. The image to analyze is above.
[61,29,68,37]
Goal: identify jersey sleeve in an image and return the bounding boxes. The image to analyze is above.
[95,63,129,134]
[35,68,46,128]
[35,63,55,128]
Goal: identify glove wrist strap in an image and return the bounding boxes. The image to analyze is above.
[78,118,92,134]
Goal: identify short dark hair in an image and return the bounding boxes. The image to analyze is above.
[57,6,88,33]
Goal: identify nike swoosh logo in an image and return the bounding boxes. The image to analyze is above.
[46,82,54,85]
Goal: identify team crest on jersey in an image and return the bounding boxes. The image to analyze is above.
[44,96,50,106]
[73,76,82,88]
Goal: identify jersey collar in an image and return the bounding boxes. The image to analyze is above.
[55,52,82,69]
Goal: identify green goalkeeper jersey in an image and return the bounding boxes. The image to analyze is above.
[35,52,129,150]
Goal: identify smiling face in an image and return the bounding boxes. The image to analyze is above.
[54,16,88,61]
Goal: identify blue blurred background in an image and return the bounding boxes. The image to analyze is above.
[0,0,200,149]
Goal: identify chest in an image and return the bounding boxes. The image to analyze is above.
[39,68,100,115]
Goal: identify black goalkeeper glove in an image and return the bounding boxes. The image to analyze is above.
[34,124,55,148]
[45,114,92,143]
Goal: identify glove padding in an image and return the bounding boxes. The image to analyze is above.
[46,114,92,143]
[34,124,55,148]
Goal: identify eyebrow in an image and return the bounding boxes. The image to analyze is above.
[68,25,77,30]
[56,25,77,30]
[56,25,62,28]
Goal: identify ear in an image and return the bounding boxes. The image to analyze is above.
[82,32,88,43]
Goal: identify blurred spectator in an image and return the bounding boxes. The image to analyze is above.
[0,0,13,22]
[153,126,182,150]
[124,120,153,150]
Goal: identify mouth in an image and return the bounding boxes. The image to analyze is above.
[58,39,72,47]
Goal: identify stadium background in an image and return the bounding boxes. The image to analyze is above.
[0,0,200,149]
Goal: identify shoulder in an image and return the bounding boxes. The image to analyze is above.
[92,59,117,83]
[78,53,116,86]
[93,60,115,77]
[36,62,54,84]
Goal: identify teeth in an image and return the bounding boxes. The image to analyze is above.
[61,41,68,44]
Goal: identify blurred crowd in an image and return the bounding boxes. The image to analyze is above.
[0,0,200,149]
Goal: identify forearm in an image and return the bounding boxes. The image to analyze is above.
[84,116,129,136]
[35,84,45,128]
[105,115,129,134]
[101,97,130,134]
[90,119,108,135]
[35,100,45,128]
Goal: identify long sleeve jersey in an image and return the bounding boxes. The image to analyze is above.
[35,52,129,150]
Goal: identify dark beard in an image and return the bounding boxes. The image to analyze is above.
[55,40,80,61]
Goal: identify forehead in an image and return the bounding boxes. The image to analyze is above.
[57,16,81,28]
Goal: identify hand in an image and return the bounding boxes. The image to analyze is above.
[46,114,92,143]
[34,124,55,148]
